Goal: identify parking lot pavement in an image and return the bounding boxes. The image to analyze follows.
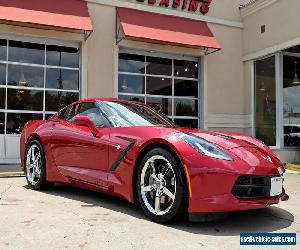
[0,173,299,250]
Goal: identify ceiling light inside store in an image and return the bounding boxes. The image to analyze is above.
[121,80,128,90]
[259,82,266,92]
[292,61,300,85]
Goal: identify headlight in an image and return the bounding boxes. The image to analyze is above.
[177,133,233,161]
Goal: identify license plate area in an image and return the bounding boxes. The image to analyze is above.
[270,177,283,197]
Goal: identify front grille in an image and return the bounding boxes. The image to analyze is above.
[232,176,280,199]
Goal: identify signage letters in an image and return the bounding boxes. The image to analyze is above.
[136,0,212,14]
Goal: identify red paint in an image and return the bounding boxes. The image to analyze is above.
[117,7,221,49]
[136,0,212,15]
[172,0,181,9]
[159,0,170,7]
[200,0,212,14]
[0,0,93,32]
[188,0,198,12]
[181,0,188,10]
[20,98,288,214]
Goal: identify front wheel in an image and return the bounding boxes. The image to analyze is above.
[25,140,52,190]
[137,148,187,223]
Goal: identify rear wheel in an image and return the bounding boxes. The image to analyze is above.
[137,148,187,223]
[25,140,52,190]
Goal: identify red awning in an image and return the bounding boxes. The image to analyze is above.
[0,0,93,33]
[117,8,221,51]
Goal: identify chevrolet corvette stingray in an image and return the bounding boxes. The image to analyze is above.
[20,98,289,223]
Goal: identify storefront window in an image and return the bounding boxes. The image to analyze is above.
[255,56,276,146]
[283,55,300,147]
[0,39,80,134]
[45,91,79,112]
[118,74,145,94]
[7,64,44,88]
[6,113,43,134]
[174,79,198,97]
[146,77,172,95]
[46,45,79,68]
[46,68,79,90]
[0,39,6,61]
[146,57,172,76]
[119,53,145,74]
[9,41,44,65]
[174,60,198,79]
[0,87,5,109]
[118,52,199,128]
[0,63,6,85]
[146,97,172,116]
[0,112,4,134]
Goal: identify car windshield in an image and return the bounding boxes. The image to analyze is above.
[96,101,177,127]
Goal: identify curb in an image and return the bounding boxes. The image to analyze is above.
[0,172,24,178]
[284,163,300,172]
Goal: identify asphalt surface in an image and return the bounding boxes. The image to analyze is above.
[0,172,299,250]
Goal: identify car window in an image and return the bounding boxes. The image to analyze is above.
[66,105,77,121]
[97,101,176,127]
[57,108,67,120]
[76,102,109,128]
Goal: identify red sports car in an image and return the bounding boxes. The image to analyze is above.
[20,98,289,223]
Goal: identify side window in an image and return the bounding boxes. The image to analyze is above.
[76,102,109,128]
[57,108,67,120]
[58,104,78,122]
[67,105,78,122]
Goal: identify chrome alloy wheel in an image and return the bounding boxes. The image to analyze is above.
[26,144,42,186]
[140,155,176,216]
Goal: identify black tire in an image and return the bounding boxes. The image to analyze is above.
[137,148,187,223]
[24,139,53,190]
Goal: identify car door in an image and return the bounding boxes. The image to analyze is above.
[49,102,110,187]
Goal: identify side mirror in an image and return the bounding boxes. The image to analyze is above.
[74,115,100,137]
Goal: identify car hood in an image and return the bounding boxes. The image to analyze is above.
[176,128,257,150]
[175,127,281,165]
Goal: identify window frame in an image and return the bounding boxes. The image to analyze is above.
[117,48,201,129]
[253,52,300,150]
[0,35,81,135]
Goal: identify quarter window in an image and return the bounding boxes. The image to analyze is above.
[77,102,109,128]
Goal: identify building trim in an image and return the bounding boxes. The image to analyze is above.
[204,114,252,128]
[240,0,278,18]
[242,35,300,61]
[86,0,244,29]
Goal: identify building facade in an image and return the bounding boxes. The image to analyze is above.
[0,0,299,164]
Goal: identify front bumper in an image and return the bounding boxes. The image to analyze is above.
[189,190,289,213]
[184,151,289,213]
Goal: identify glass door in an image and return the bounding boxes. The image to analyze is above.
[0,38,80,163]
